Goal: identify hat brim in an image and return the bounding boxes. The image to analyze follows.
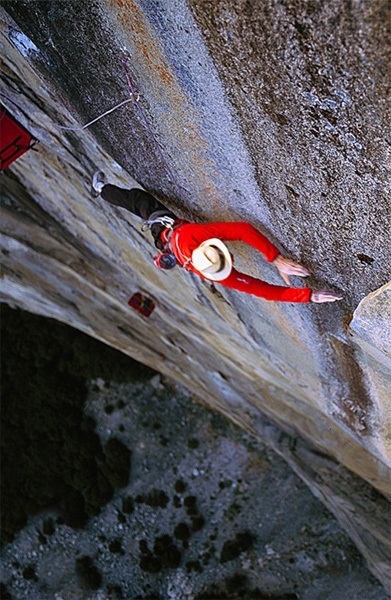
[192,238,232,281]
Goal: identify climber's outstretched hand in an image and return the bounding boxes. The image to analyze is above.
[311,290,343,303]
[273,254,311,286]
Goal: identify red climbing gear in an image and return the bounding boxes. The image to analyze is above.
[0,106,38,170]
[128,293,155,317]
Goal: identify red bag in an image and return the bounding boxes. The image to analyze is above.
[0,106,38,171]
[128,293,155,317]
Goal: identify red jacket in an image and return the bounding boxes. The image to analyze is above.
[169,222,312,303]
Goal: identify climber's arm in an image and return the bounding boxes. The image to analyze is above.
[201,222,280,262]
[187,222,343,303]
[204,222,311,283]
[221,269,312,302]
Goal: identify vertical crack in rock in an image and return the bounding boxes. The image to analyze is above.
[328,336,371,434]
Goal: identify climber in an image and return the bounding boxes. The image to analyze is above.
[91,172,343,304]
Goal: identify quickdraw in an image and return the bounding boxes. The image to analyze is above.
[141,215,176,232]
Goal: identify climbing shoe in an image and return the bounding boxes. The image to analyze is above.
[91,171,107,197]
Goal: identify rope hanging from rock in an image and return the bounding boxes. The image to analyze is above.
[45,56,193,218]
[56,98,134,131]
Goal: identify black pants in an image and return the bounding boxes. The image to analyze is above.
[101,184,177,249]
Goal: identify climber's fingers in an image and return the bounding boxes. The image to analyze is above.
[311,290,343,303]
[273,255,311,285]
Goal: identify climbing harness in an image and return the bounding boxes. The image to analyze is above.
[143,213,192,271]
[143,213,179,270]
[168,226,193,269]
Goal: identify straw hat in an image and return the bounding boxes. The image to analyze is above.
[191,238,232,281]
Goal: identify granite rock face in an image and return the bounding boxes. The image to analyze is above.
[1,0,390,591]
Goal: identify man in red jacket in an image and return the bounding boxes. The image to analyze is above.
[92,172,342,304]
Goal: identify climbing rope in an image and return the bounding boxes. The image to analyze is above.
[0,90,133,132]
[2,58,194,217]
[56,98,133,131]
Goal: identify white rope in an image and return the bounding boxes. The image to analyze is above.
[56,98,133,131]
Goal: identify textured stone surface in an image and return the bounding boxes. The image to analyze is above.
[1,0,390,591]
[188,0,391,304]
[350,284,391,463]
